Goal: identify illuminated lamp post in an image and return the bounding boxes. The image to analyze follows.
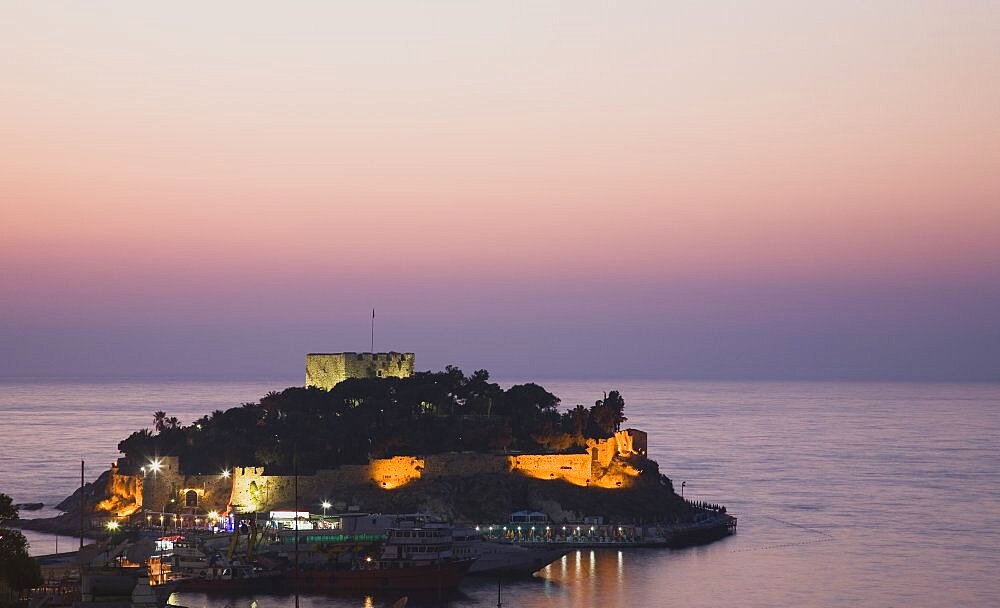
[321,501,331,517]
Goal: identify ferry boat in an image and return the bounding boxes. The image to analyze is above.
[271,512,566,576]
[288,523,473,591]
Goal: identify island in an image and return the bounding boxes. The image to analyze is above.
[19,353,734,547]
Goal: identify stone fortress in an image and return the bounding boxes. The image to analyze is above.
[306,352,415,390]
[100,352,649,520]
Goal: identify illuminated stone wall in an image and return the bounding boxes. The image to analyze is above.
[228,457,424,512]
[305,352,415,390]
[508,454,594,486]
[138,428,651,514]
[369,456,425,489]
[97,463,144,517]
[510,430,648,489]
[124,456,235,515]
[139,456,183,515]
[422,453,509,477]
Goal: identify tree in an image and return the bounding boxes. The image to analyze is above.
[589,390,627,436]
[0,493,43,592]
[153,411,167,433]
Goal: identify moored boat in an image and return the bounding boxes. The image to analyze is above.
[285,522,473,591]
[292,558,473,591]
[452,527,567,575]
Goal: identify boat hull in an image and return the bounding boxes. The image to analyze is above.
[174,576,282,592]
[468,547,568,575]
[291,559,473,591]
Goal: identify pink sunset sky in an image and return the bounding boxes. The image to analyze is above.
[2,2,999,380]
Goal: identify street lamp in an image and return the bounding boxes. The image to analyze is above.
[321,501,331,517]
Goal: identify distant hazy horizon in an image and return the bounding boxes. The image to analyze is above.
[2,2,998,381]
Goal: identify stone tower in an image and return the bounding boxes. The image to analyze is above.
[305,352,415,390]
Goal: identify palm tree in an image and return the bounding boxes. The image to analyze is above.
[153,411,167,433]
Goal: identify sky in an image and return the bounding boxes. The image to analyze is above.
[2,1,999,381]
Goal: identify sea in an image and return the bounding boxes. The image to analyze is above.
[1,378,998,607]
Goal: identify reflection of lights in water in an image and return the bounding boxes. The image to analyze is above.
[589,550,596,576]
[617,550,624,582]
[561,553,568,577]
[575,550,581,576]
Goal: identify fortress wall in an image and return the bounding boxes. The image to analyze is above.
[509,454,593,486]
[589,459,643,489]
[305,355,347,390]
[138,459,243,514]
[140,456,184,514]
[625,428,648,456]
[342,353,414,382]
[306,352,415,390]
[98,465,144,517]
[369,456,424,489]
[229,458,423,512]
[588,437,618,469]
[177,474,233,513]
[229,466,270,512]
[422,453,509,478]
[296,465,371,502]
[153,427,652,514]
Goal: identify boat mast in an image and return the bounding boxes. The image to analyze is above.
[79,460,85,550]
[294,440,299,608]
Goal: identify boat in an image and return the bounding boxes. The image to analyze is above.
[170,537,280,591]
[292,559,472,591]
[269,511,566,576]
[452,527,567,575]
[286,522,473,591]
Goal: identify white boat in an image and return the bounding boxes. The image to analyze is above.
[269,512,566,576]
[452,527,567,575]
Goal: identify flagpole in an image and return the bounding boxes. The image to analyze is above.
[371,308,375,352]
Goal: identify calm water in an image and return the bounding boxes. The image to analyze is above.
[1,378,999,607]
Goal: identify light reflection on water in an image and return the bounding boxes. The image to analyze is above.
[2,379,999,607]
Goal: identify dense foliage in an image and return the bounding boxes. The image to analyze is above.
[0,493,43,592]
[117,367,627,474]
